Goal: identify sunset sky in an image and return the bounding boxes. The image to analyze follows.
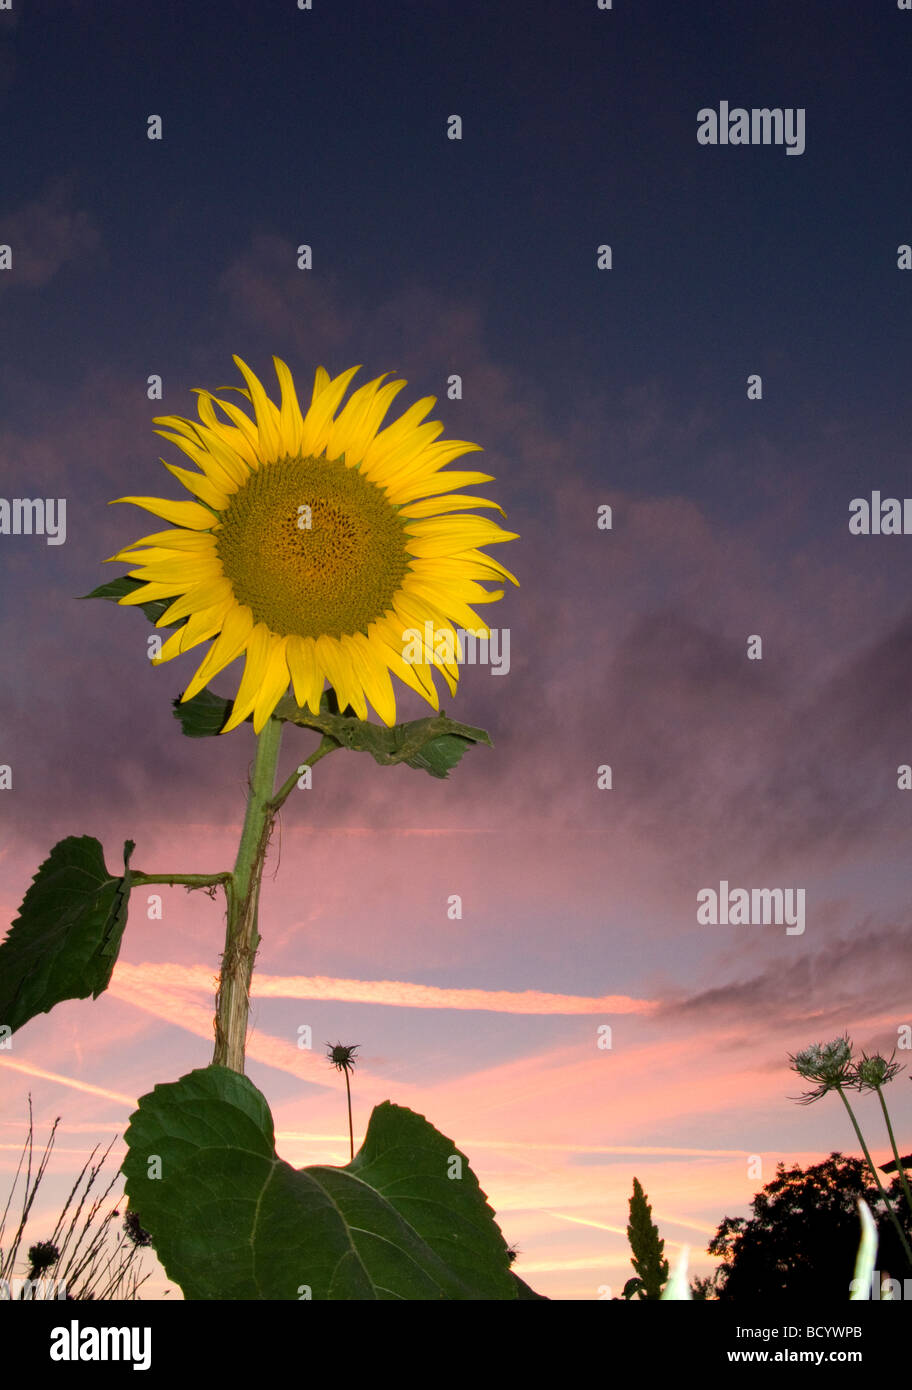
[2,0,912,1300]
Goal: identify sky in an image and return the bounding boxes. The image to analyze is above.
[2,0,912,1301]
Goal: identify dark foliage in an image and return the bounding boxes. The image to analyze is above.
[706,1152,912,1299]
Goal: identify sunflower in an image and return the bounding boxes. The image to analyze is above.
[108,356,519,733]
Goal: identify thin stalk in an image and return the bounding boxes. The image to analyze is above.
[212,717,284,1073]
[874,1085,912,1219]
[344,1068,354,1162]
[836,1086,912,1269]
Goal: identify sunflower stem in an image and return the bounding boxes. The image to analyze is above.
[212,716,284,1073]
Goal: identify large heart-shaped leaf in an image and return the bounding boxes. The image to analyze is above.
[0,836,133,1034]
[122,1066,525,1300]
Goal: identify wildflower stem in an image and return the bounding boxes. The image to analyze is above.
[212,716,284,1073]
[344,1066,354,1162]
[874,1085,912,1219]
[836,1085,912,1269]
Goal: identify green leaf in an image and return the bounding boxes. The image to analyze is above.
[513,1272,550,1299]
[172,686,491,771]
[0,837,134,1034]
[123,1066,528,1300]
[80,576,188,629]
[172,688,234,737]
[273,696,492,778]
[400,731,479,778]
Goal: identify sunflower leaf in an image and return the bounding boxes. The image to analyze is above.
[0,837,134,1035]
[396,729,483,778]
[172,689,234,737]
[273,698,492,778]
[123,1065,531,1300]
[80,576,189,629]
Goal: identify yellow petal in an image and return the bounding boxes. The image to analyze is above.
[398,578,490,636]
[156,422,248,489]
[376,438,482,493]
[397,493,505,519]
[151,628,187,664]
[359,396,437,475]
[220,623,276,732]
[127,557,223,584]
[323,374,397,464]
[193,390,261,469]
[404,516,519,557]
[315,634,366,719]
[310,365,331,401]
[364,422,443,486]
[371,617,440,708]
[272,357,305,457]
[232,356,282,462]
[161,461,230,512]
[110,545,199,566]
[155,577,233,624]
[286,634,323,713]
[110,530,219,555]
[175,598,234,653]
[151,414,201,440]
[251,637,291,733]
[181,603,255,699]
[388,469,494,505]
[405,572,504,604]
[153,432,239,495]
[392,595,464,678]
[343,632,396,726]
[110,497,217,530]
[117,582,185,605]
[437,548,520,586]
[300,366,362,456]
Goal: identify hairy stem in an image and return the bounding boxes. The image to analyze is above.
[345,1067,354,1162]
[212,717,284,1072]
[130,872,231,889]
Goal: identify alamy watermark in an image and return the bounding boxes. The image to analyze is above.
[0,1276,67,1299]
[849,492,912,534]
[697,103,805,156]
[49,1320,151,1370]
[849,1272,912,1300]
[697,880,806,935]
[0,498,67,545]
[400,621,510,676]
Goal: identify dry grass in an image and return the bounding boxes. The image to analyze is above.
[0,1095,155,1300]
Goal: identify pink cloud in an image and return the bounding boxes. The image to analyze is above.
[0,175,100,289]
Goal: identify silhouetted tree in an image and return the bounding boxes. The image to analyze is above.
[706,1152,912,1299]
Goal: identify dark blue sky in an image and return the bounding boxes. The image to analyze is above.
[5,0,911,495]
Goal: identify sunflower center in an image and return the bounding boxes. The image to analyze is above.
[215,454,410,639]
